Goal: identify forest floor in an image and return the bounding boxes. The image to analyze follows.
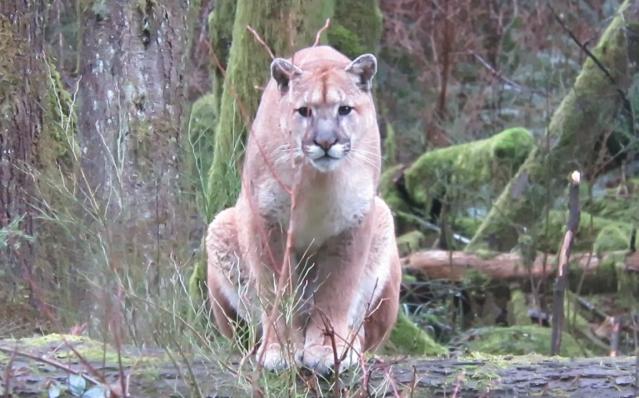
[0,334,637,397]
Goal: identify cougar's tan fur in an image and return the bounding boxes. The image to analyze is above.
[206,45,401,374]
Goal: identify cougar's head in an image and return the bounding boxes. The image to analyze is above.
[271,52,378,173]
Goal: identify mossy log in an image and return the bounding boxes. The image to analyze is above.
[404,249,639,293]
[468,0,639,252]
[404,127,533,208]
[380,128,534,231]
[1,334,636,397]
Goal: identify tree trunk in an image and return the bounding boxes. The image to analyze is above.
[0,1,57,318]
[467,0,639,252]
[72,0,200,297]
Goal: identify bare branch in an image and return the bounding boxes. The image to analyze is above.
[246,25,275,60]
[313,18,331,47]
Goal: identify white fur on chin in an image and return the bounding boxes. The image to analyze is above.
[306,143,348,172]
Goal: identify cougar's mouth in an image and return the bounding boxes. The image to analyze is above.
[304,144,350,172]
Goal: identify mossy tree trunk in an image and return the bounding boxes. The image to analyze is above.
[208,0,237,115]
[467,0,639,252]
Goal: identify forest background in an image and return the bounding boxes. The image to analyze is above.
[1,0,638,396]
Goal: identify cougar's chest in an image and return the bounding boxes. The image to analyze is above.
[293,175,373,250]
[255,169,374,249]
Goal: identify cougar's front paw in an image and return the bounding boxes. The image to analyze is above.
[257,343,290,372]
[295,344,359,375]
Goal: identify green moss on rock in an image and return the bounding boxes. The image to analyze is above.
[383,311,447,356]
[379,164,411,217]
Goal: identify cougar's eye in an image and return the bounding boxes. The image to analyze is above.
[338,105,352,116]
[297,107,312,117]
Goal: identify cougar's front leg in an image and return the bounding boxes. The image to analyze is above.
[296,216,374,374]
[247,223,304,371]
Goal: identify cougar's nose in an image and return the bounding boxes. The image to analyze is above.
[313,118,338,151]
[313,134,337,151]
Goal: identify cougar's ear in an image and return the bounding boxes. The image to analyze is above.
[345,54,377,92]
[271,58,302,93]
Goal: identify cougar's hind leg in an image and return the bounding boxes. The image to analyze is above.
[206,207,249,339]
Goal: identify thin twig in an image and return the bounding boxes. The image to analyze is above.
[313,18,331,47]
[61,338,108,385]
[246,25,274,60]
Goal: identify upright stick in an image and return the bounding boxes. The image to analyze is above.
[551,171,581,355]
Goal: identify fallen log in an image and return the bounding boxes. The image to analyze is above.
[404,250,639,287]
[0,334,636,397]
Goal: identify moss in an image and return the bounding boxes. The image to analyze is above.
[188,94,217,216]
[379,164,418,231]
[585,178,639,224]
[507,290,531,325]
[404,127,533,210]
[208,0,237,113]
[535,210,633,254]
[458,325,582,357]
[453,217,483,239]
[0,334,162,366]
[593,224,630,254]
[41,59,79,167]
[396,230,425,256]
[187,259,208,324]
[328,0,382,57]
[384,311,447,356]
[382,122,397,169]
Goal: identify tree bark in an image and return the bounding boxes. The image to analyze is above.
[0,1,55,317]
[75,0,199,292]
[467,0,639,252]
